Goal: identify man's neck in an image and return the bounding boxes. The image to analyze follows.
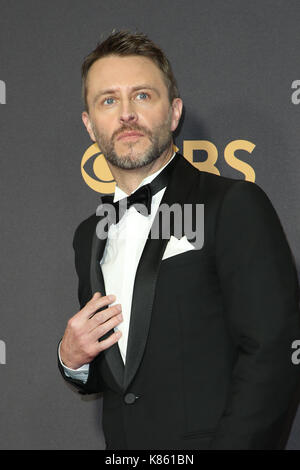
[107,145,175,196]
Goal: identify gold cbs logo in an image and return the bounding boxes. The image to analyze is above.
[81,140,256,193]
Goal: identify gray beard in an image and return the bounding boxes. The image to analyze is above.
[91,114,173,170]
[99,134,172,170]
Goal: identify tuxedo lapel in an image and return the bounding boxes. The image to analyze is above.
[90,209,125,391]
[124,154,200,390]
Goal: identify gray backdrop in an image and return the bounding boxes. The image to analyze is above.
[0,0,300,449]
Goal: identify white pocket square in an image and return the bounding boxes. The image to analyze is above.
[162,235,195,260]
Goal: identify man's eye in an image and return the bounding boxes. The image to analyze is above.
[136,92,149,100]
[103,97,115,105]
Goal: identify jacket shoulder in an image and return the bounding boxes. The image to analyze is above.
[198,169,276,224]
[178,154,246,193]
[179,154,261,202]
[200,170,268,202]
[72,212,98,249]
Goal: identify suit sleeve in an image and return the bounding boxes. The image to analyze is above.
[209,180,300,449]
[57,221,105,395]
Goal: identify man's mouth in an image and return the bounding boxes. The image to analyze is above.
[117,131,145,141]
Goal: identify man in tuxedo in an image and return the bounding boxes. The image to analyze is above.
[58,30,300,449]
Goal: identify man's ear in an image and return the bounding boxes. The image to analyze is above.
[82,111,96,142]
[170,98,183,132]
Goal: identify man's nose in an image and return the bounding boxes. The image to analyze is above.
[119,99,138,124]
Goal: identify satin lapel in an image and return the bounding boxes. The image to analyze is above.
[90,212,125,391]
[124,154,199,391]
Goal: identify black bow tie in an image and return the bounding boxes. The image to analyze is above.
[99,153,178,226]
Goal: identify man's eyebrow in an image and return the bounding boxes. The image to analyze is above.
[92,85,160,105]
[130,85,160,95]
[93,88,116,104]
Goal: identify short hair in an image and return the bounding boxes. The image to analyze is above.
[81,30,180,111]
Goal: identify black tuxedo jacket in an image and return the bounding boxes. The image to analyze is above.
[58,153,300,450]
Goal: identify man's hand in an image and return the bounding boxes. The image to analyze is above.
[60,292,122,369]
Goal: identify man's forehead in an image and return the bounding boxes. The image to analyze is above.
[86,55,166,93]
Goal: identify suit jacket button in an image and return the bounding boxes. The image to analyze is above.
[124,393,137,404]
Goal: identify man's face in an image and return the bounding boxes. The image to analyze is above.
[82,54,182,170]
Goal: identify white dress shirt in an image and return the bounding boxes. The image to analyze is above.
[59,152,176,383]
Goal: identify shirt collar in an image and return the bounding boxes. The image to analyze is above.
[113,151,176,203]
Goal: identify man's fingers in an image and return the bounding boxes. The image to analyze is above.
[62,292,121,368]
[88,303,122,331]
[95,329,122,354]
[89,309,123,341]
[81,292,116,319]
